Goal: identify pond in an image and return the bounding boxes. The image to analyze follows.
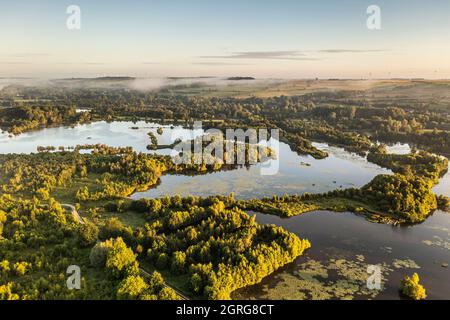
[0,120,202,154]
[0,120,391,199]
[232,210,450,300]
[133,141,392,199]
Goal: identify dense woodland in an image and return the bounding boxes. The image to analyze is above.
[0,83,449,300]
[0,105,91,135]
[1,86,449,156]
[0,193,308,299]
[125,196,310,299]
[0,195,179,299]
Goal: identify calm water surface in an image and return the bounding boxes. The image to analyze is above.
[133,140,391,199]
[1,121,449,299]
[0,121,391,198]
[0,121,202,154]
[233,210,450,300]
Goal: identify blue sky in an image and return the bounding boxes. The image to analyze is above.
[1,0,450,78]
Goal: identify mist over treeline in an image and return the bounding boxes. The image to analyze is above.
[0,76,283,92]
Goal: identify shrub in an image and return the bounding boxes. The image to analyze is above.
[400,273,426,300]
[77,222,99,247]
[116,275,148,300]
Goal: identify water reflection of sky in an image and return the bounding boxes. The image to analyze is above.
[1,121,450,299]
[134,141,392,199]
[0,121,203,154]
[1,121,447,199]
[434,171,450,197]
[234,210,450,300]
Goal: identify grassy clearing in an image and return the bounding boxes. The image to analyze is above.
[51,174,104,203]
[139,261,198,300]
[97,210,147,228]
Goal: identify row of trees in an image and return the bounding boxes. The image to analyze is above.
[0,105,90,135]
[367,148,448,183]
[237,172,440,223]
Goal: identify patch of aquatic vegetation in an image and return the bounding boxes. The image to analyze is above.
[422,236,450,251]
[257,256,389,300]
[392,259,421,269]
[240,255,422,300]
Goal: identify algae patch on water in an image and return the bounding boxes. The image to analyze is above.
[235,254,423,300]
[422,236,450,251]
[258,256,390,300]
[392,258,421,269]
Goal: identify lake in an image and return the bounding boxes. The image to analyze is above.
[0,120,202,154]
[232,209,450,300]
[0,120,391,199]
[1,120,449,299]
[133,141,392,199]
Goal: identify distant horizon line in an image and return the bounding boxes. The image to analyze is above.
[2,76,450,81]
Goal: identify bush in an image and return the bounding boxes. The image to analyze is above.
[105,237,138,278]
[89,242,109,267]
[99,218,125,239]
[13,262,31,276]
[0,260,10,274]
[116,275,148,300]
[77,222,99,247]
[158,287,178,300]
[400,273,426,300]
[0,283,19,300]
[156,253,169,269]
[171,251,186,274]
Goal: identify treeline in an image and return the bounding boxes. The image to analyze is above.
[278,119,373,156]
[0,144,273,203]
[173,133,276,167]
[0,149,170,202]
[0,105,90,135]
[373,130,450,156]
[367,148,448,183]
[238,172,439,223]
[361,174,437,222]
[1,86,449,157]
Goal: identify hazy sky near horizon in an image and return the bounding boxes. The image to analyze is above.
[1,0,450,79]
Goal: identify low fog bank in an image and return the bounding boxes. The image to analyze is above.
[0,76,286,92]
[129,77,284,92]
[0,78,54,91]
